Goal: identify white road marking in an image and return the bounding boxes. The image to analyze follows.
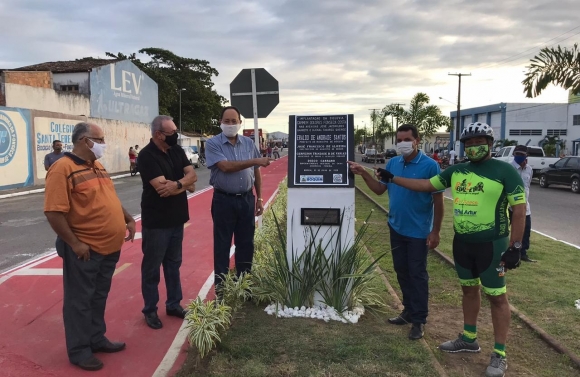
[151,246,236,377]
[0,173,139,199]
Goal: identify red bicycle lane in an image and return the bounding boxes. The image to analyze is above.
[0,157,287,377]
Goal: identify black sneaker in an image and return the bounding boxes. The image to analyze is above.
[521,255,537,263]
[408,323,425,340]
[166,305,187,319]
[144,312,163,329]
[387,310,411,325]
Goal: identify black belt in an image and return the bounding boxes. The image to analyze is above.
[214,188,253,197]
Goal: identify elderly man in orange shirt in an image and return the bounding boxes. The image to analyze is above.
[44,122,136,371]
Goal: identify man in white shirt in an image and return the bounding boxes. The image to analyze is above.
[448,149,456,165]
[510,145,536,262]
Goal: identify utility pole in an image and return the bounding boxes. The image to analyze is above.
[178,88,186,143]
[390,103,405,145]
[368,108,380,147]
[448,73,471,144]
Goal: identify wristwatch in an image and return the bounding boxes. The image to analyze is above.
[512,241,522,249]
[176,180,183,189]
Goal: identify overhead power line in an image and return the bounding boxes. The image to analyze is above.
[478,25,580,70]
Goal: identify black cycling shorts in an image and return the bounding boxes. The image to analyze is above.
[452,236,509,296]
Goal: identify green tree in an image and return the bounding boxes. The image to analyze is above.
[382,93,449,139]
[522,43,580,98]
[106,48,227,135]
[493,139,519,150]
[354,127,367,146]
[539,135,566,157]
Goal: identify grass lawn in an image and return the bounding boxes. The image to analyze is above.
[176,179,579,377]
[176,295,442,377]
[355,177,580,376]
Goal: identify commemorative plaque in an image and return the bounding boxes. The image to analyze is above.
[288,114,354,188]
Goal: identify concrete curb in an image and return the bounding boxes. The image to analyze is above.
[0,172,139,199]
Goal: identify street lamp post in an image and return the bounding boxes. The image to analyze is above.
[179,88,186,142]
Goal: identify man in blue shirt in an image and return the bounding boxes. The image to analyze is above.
[44,140,65,171]
[348,124,444,340]
[205,106,272,292]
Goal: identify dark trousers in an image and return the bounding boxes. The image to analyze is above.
[211,191,255,286]
[388,225,429,324]
[509,211,532,257]
[141,225,184,314]
[55,237,120,364]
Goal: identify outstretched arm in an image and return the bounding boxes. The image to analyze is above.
[392,176,438,192]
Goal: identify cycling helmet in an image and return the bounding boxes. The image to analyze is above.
[460,122,494,142]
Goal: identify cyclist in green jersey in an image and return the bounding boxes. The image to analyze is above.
[375,122,526,377]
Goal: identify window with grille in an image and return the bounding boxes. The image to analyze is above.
[573,115,580,125]
[546,129,567,136]
[60,85,79,93]
[509,129,542,136]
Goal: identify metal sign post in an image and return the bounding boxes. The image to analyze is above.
[230,68,280,150]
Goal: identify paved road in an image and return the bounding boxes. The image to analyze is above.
[0,165,212,273]
[356,154,580,247]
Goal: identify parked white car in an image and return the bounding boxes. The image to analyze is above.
[181,146,200,168]
[493,145,560,177]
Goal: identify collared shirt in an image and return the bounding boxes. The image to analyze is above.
[384,151,441,239]
[44,151,65,169]
[205,133,261,194]
[44,153,126,254]
[138,140,191,229]
[511,160,532,215]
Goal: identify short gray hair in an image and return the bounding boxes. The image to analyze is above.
[151,115,173,136]
[72,122,91,144]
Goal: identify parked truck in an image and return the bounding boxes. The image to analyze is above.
[361,148,385,164]
[493,145,560,177]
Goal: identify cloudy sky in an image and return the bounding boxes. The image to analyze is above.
[1,0,578,133]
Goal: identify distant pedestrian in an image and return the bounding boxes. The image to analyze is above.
[44,140,65,171]
[205,106,272,293]
[44,122,135,371]
[138,115,198,330]
[449,149,456,165]
[273,145,280,159]
[267,145,273,158]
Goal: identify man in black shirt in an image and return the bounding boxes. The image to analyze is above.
[138,115,197,330]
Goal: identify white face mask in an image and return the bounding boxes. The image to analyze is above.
[396,141,415,157]
[220,124,241,138]
[88,139,107,160]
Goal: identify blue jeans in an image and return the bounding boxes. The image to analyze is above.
[389,225,429,324]
[141,225,184,314]
[211,191,255,286]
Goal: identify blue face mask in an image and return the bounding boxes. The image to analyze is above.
[514,155,526,165]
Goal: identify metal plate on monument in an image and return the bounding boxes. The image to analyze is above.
[288,114,355,188]
[301,208,341,226]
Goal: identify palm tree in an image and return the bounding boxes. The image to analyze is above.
[522,43,580,98]
[383,93,450,139]
[538,135,566,157]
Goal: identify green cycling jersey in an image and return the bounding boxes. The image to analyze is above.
[430,158,526,242]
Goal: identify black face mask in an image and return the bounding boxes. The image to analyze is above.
[164,133,179,146]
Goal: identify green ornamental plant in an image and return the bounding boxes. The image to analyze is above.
[215,271,253,314]
[185,298,231,358]
[253,182,387,316]
[318,211,388,313]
